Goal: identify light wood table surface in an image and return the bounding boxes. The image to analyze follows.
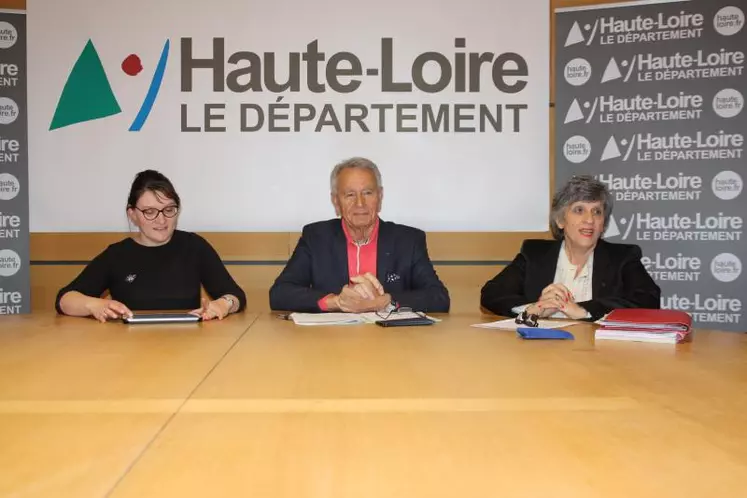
[1,312,745,498]
[0,312,257,498]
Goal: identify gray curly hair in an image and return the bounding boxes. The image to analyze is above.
[550,175,613,240]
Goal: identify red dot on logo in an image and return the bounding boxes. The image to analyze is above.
[122,54,143,76]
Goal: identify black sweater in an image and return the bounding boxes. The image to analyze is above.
[55,230,246,312]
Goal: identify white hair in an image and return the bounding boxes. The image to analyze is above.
[330,157,383,193]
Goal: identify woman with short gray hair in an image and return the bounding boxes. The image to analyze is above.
[480,175,660,322]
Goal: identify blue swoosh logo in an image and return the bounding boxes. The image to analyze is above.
[129,39,170,131]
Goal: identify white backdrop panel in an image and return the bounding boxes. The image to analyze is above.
[27,0,549,232]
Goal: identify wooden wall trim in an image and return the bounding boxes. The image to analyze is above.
[30,231,552,263]
[0,0,25,9]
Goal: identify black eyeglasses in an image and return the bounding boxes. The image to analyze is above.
[375,306,418,321]
[135,205,179,221]
[515,310,539,328]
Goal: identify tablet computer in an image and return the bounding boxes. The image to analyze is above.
[122,313,202,324]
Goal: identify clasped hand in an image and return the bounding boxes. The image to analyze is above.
[526,283,587,320]
[335,273,391,313]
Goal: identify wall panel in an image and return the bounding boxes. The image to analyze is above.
[16,0,633,314]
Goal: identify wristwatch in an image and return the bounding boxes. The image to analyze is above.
[221,295,236,312]
[383,300,399,313]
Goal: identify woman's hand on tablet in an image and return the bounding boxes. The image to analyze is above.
[86,298,133,323]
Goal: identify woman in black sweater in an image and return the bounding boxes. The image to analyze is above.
[56,170,246,322]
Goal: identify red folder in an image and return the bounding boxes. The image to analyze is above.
[599,309,692,331]
[596,309,692,344]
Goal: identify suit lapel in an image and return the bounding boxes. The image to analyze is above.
[592,239,610,296]
[332,221,349,285]
[376,219,394,282]
[527,241,561,299]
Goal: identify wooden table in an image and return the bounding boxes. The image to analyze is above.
[0,313,745,498]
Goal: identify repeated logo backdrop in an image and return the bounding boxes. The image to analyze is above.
[556,0,746,331]
[0,12,28,315]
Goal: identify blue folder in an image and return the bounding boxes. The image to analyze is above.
[516,327,574,340]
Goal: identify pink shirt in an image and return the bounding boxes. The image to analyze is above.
[318,219,380,311]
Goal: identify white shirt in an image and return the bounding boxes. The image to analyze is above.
[553,241,593,306]
[513,241,593,319]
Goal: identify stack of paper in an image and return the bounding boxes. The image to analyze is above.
[289,311,438,326]
[596,309,692,344]
[289,313,366,326]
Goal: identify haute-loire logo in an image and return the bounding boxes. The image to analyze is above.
[49,39,169,131]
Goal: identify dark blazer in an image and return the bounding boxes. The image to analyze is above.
[480,239,660,321]
[269,219,450,312]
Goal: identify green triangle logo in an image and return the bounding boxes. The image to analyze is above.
[50,39,121,130]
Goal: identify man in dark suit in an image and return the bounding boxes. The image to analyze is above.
[270,157,450,313]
